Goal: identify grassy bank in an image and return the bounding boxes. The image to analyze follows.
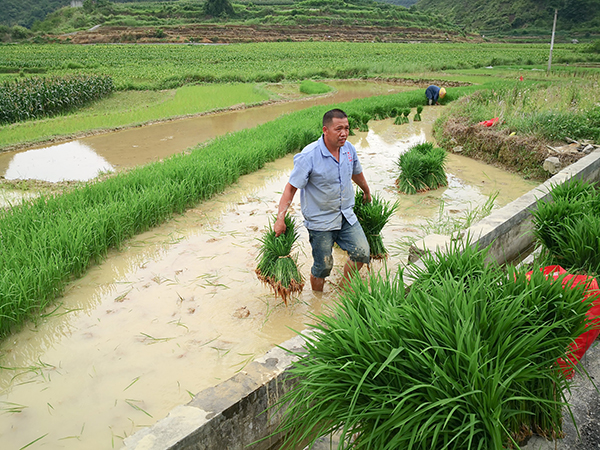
[434,77,600,179]
[0,87,483,340]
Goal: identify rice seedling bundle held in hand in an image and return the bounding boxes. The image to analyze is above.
[255,213,304,305]
[353,190,398,259]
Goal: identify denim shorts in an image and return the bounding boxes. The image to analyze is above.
[307,217,370,279]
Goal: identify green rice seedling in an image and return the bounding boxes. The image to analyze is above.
[532,179,600,274]
[353,190,399,259]
[255,213,304,305]
[396,141,448,194]
[358,113,370,132]
[299,80,332,95]
[413,105,423,121]
[394,108,410,124]
[373,105,386,120]
[274,243,590,449]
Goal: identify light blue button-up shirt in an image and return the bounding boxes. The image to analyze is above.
[288,135,363,231]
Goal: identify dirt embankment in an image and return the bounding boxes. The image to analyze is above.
[58,24,482,44]
[436,116,589,180]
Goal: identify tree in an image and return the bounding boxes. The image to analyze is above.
[204,0,235,17]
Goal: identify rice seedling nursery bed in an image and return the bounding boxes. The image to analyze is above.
[0,88,475,342]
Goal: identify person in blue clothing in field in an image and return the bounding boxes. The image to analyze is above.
[273,108,371,292]
[425,85,446,105]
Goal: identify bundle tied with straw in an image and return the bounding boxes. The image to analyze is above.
[354,190,399,259]
[255,213,304,305]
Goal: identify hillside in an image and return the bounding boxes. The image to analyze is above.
[414,0,600,38]
[5,0,477,44]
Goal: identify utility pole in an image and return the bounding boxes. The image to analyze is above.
[547,8,558,73]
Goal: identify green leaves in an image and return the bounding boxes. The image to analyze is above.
[0,75,114,125]
[276,243,590,449]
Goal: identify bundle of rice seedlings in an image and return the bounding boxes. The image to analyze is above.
[255,213,304,304]
[353,190,398,259]
[274,243,590,450]
[532,179,600,274]
[396,141,448,194]
[358,114,370,132]
[393,108,410,125]
[413,105,423,121]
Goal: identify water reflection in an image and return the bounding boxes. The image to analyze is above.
[2,141,114,182]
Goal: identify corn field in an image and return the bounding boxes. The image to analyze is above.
[0,74,114,124]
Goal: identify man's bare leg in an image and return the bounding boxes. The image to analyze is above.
[310,274,325,291]
[340,260,364,290]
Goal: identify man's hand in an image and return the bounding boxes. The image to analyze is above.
[274,216,287,237]
[273,183,298,237]
[362,190,372,203]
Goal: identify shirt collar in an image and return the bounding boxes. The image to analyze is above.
[319,135,346,159]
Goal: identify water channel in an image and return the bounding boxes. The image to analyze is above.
[0,83,537,449]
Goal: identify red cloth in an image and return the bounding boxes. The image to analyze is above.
[478,117,499,127]
[526,265,600,377]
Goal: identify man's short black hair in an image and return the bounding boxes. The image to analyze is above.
[323,109,348,127]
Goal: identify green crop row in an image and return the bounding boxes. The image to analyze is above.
[0,86,478,340]
[0,43,596,90]
[0,74,114,124]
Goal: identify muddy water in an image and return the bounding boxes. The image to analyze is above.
[0,107,537,450]
[0,81,410,184]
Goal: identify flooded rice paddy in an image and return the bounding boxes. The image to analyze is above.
[0,81,412,185]
[0,95,537,449]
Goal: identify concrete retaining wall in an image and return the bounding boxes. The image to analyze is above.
[123,150,600,450]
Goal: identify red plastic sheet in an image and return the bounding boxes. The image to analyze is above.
[478,117,499,127]
[526,265,600,377]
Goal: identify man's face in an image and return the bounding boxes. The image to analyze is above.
[323,117,350,151]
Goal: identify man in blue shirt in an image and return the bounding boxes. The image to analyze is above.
[425,85,446,105]
[274,109,371,291]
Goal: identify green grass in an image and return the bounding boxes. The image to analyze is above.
[435,78,600,143]
[0,83,271,149]
[275,242,591,449]
[532,179,600,275]
[299,80,333,95]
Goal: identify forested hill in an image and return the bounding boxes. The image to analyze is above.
[414,0,600,36]
[2,0,70,28]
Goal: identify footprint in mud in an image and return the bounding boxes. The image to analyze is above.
[233,306,250,319]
